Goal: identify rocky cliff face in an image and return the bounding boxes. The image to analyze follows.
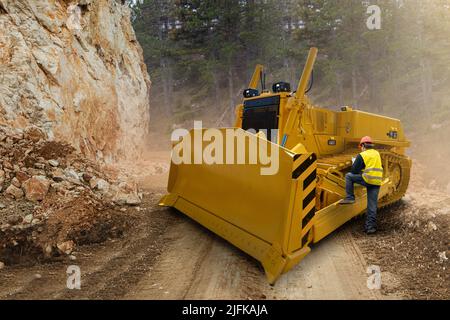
[0,0,151,162]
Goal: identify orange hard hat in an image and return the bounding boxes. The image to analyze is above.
[359,136,373,146]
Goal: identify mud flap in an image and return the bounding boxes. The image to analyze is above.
[159,128,317,284]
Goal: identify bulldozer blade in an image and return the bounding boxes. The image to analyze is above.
[159,128,318,284]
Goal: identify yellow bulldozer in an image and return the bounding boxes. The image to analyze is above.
[160,48,411,284]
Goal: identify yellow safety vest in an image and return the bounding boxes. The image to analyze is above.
[360,149,383,186]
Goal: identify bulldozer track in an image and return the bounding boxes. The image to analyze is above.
[317,149,359,170]
[317,149,411,209]
[378,151,411,208]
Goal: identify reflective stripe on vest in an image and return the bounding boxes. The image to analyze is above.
[360,149,383,186]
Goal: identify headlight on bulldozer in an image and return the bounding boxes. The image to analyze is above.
[243,88,260,98]
[272,82,291,93]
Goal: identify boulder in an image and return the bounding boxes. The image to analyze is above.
[48,159,59,167]
[95,178,110,193]
[15,171,30,184]
[57,240,75,255]
[11,177,21,188]
[89,177,110,194]
[89,177,99,189]
[34,163,45,170]
[23,214,34,224]
[111,182,142,205]
[22,176,51,202]
[51,168,65,182]
[64,168,80,181]
[3,161,13,170]
[113,192,142,206]
[5,185,24,199]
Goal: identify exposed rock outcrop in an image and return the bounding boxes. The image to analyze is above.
[0,0,151,162]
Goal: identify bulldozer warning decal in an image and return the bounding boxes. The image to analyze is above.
[290,153,317,251]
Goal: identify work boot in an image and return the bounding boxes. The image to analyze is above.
[365,227,377,235]
[340,198,355,205]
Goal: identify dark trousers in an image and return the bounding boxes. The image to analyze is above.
[345,172,380,230]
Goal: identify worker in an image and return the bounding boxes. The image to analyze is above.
[340,136,383,234]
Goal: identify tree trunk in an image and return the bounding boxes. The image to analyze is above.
[161,57,173,116]
[228,65,235,123]
[352,67,357,108]
[336,71,344,107]
[417,1,433,121]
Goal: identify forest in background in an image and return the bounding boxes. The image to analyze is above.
[132,0,450,188]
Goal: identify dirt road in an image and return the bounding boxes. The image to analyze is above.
[126,221,383,300]
[0,152,447,300]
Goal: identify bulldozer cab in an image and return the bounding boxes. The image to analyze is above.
[235,48,319,149]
